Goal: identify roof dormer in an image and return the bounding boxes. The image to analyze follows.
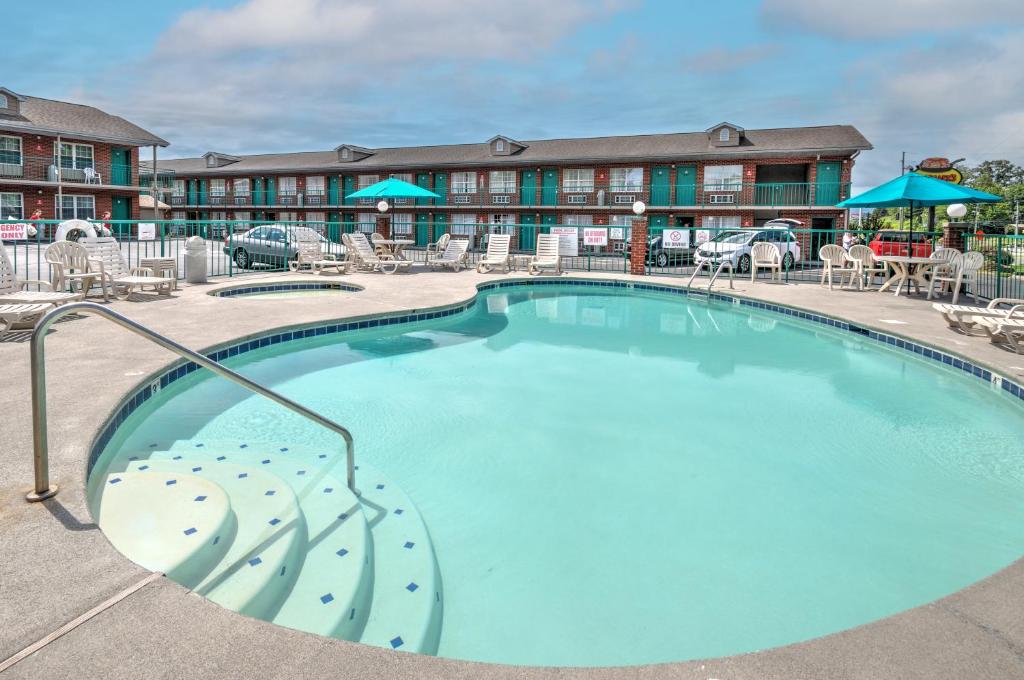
[0,87,26,118]
[706,122,744,147]
[203,151,241,168]
[335,144,375,162]
[487,135,527,156]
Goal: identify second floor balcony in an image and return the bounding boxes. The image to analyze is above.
[0,152,135,187]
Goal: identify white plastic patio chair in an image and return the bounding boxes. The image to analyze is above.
[426,238,470,271]
[426,233,450,260]
[80,237,174,300]
[1,238,83,305]
[927,251,983,304]
[477,234,512,273]
[0,303,55,337]
[749,242,782,283]
[846,244,887,289]
[818,244,858,290]
[528,233,562,275]
[288,239,350,275]
[45,240,102,296]
[931,298,1024,334]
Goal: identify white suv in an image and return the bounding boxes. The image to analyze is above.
[694,228,802,273]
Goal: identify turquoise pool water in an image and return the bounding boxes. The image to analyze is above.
[91,285,1024,667]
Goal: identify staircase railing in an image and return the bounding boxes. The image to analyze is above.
[27,302,356,502]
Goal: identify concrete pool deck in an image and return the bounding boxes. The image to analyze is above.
[1,269,1022,679]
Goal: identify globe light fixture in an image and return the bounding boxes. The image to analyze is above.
[632,200,646,216]
[376,200,390,213]
[946,203,968,219]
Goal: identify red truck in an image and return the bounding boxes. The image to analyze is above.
[868,230,934,258]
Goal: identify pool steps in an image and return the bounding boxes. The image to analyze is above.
[95,440,442,655]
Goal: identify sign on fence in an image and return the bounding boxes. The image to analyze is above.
[695,230,711,246]
[662,229,690,249]
[138,223,157,241]
[550,227,579,256]
[0,222,30,240]
[583,227,608,246]
[609,227,625,241]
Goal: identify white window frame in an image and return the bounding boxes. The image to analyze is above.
[496,139,505,152]
[172,179,186,197]
[0,94,8,109]
[233,211,251,223]
[703,165,743,191]
[56,142,94,170]
[701,215,742,231]
[450,213,478,235]
[209,179,227,197]
[391,213,413,235]
[488,214,515,234]
[55,194,95,220]
[451,172,477,194]
[1,191,24,219]
[719,128,730,141]
[171,210,187,221]
[562,168,594,193]
[357,174,379,189]
[357,212,377,233]
[609,167,643,192]
[0,135,23,170]
[489,170,515,194]
[278,211,298,222]
[563,214,593,226]
[305,211,326,225]
[232,178,250,196]
[278,176,297,195]
[305,176,325,194]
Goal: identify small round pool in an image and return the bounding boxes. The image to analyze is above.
[89,283,1024,667]
[211,281,363,298]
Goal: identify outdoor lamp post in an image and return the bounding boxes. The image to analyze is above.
[947,203,968,219]
[632,200,646,216]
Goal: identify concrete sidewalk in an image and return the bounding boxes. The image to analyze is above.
[1,270,1022,679]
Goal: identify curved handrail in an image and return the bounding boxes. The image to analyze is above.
[27,302,355,502]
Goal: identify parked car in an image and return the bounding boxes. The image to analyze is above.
[868,230,933,258]
[694,228,802,273]
[223,225,344,269]
[624,234,695,267]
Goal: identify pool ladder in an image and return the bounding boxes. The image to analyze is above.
[687,259,735,291]
[26,302,356,502]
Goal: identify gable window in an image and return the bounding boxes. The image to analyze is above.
[719,128,730,142]
[496,139,505,152]
[451,172,477,194]
[341,148,350,159]
[0,94,8,109]
[57,143,94,170]
[489,171,515,194]
[1,192,24,219]
[0,136,23,175]
[56,195,95,220]
[610,167,642,192]
[562,168,594,193]
[703,164,743,191]
[207,156,216,167]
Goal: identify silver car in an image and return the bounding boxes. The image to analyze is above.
[223,225,344,269]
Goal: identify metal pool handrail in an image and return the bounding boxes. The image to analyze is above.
[27,302,356,502]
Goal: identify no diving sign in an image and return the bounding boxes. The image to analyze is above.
[662,228,690,249]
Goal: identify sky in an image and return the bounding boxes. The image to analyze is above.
[8,0,1024,191]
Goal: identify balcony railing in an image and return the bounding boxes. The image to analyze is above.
[158,182,851,209]
[0,153,134,187]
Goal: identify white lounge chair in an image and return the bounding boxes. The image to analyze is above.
[426,238,470,271]
[477,234,512,273]
[1,238,83,305]
[932,298,1024,334]
[0,303,55,337]
[342,232,411,274]
[818,244,858,290]
[846,244,887,289]
[927,251,983,304]
[974,315,1024,353]
[749,242,782,283]
[289,239,350,275]
[528,233,562,275]
[80,237,174,301]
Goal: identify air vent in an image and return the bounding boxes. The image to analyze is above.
[492,195,511,205]
[567,195,586,204]
[454,195,471,204]
[709,194,735,204]
[613,195,636,204]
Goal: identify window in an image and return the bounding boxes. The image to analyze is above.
[496,139,505,152]
[1,192,24,219]
[609,167,642,192]
[278,177,297,194]
[55,195,95,220]
[390,173,412,184]
[0,136,22,169]
[391,213,413,235]
[488,214,515,234]
[233,211,251,224]
[278,211,298,222]
[305,212,326,226]
[207,156,216,167]
[171,211,187,221]
[701,215,741,231]
[0,94,8,109]
[357,174,379,189]
[703,165,743,191]
[489,171,515,194]
[563,214,592,226]
[305,176,325,195]
[56,143,94,170]
[357,212,377,232]
[172,179,186,197]
[341,148,350,159]
[210,179,226,196]
[232,178,250,196]
[562,168,594,193]
[719,128,730,142]
[450,214,478,235]
[609,214,638,242]
[451,172,476,194]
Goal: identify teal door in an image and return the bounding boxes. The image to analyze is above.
[649,214,668,235]
[674,165,696,205]
[520,170,537,206]
[198,180,208,205]
[111,196,130,236]
[187,180,197,205]
[111,147,131,186]
[650,166,670,206]
[342,212,356,233]
[416,173,431,205]
[433,173,448,206]
[541,214,557,234]
[433,214,447,240]
[328,176,340,204]
[541,169,558,206]
[265,177,276,205]
[415,213,430,245]
[327,212,340,241]
[342,176,356,205]
[815,162,841,206]
[519,214,537,251]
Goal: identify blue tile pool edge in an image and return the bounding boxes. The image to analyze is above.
[209,280,365,298]
[88,277,1024,474]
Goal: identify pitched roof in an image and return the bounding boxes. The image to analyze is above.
[0,93,168,147]
[152,125,872,175]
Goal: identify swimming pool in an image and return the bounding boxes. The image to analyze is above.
[88,283,1024,667]
[212,281,363,298]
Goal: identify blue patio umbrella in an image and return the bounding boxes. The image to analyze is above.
[837,173,1002,253]
[345,177,440,200]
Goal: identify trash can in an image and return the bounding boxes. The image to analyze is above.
[185,236,207,284]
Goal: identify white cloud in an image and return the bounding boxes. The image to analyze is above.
[761,0,1024,39]
[688,44,783,73]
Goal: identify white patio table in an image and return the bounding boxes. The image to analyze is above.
[374,238,416,262]
[876,255,936,296]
